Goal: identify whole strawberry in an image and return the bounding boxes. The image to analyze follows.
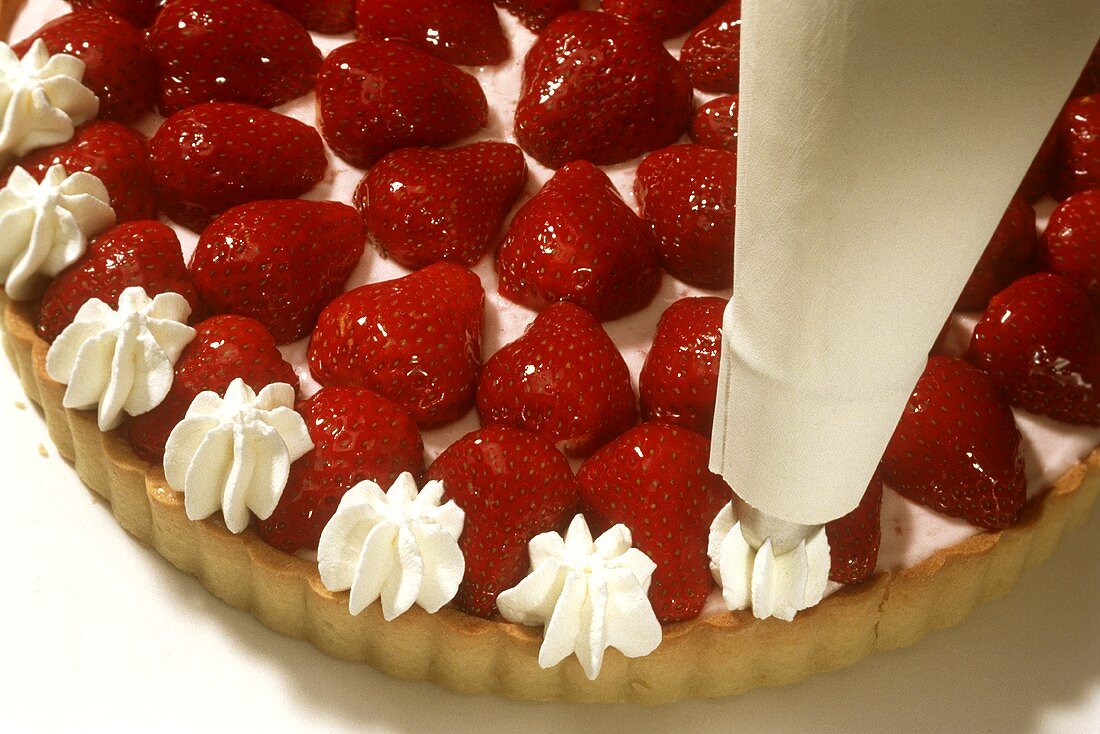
[355,142,527,270]
[265,0,354,33]
[639,296,726,435]
[14,10,156,122]
[7,121,155,223]
[68,0,160,26]
[690,94,739,153]
[308,262,485,427]
[426,425,578,618]
[189,200,365,344]
[969,274,1100,425]
[955,194,1037,311]
[150,103,328,231]
[127,315,298,462]
[578,421,731,622]
[37,221,202,343]
[495,0,578,32]
[635,144,737,290]
[1053,95,1100,200]
[148,0,322,115]
[1039,189,1100,310]
[356,0,509,66]
[679,1,742,94]
[317,41,488,169]
[601,0,725,40]
[515,11,693,168]
[477,302,637,457]
[881,357,1026,529]
[496,161,661,321]
[256,387,425,553]
[825,474,883,585]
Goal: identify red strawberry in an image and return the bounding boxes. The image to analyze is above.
[477,302,637,457]
[955,194,1037,311]
[690,94,739,153]
[496,161,661,321]
[1053,95,1100,200]
[578,421,731,622]
[635,144,737,290]
[968,273,1100,425]
[1039,189,1100,310]
[356,0,509,66]
[881,357,1026,529]
[425,425,578,618]
[7,121,156,223]
[68,0,161,27]
[265,0,354,33]
[148,0,322,116]
[514,11,693,168]
[639,296,726,435]
[679,1,742,93]
[495,0,578,32]
[189,200,365,344]
[308,262,485,427]
[256,387,425,553]
[127,315,298,462]
[149,103,328,232]
[354,142,527,270]
[601,0,726,40]
[37,221,201,344]
[317,41,488,169]
[1018,122,1057,202]
[14,10,156,122]
[825,474,883,585]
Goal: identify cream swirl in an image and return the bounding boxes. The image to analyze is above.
[163,379,312,534]
[0,39,99,160]
[0,164,114,300]
[317,473,465,621]
[46,287,195,431]
[496,515,661,681]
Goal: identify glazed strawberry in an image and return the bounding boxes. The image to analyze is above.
[256,387,425,553]
[308,262,485,427]
[514,11,693,168]
[679,1,742,93]
[955,194,1037,311]
[127,315,298,462]
[578,422,731,622]
[68,0,160,27]
[1053,95,1100,200]
[601,0,725,40]
[14,10,156,122]
[148,0,322,115]
[354,142,527,270]
[189,201,365,344]
[881,357,1026,529]
[639,296,726,435]
[356,0,509,66]
[690,95,739,153]
[265,0,354,33]
[149,103,328,231]
[426,425,578,618]
[825,475,883,585]
[37,221,201,344]
[7,121,156,223]
[968,273,1100,425]
[1039,189,1100,310]
[635,144,737,290]
[496,161,661,321]
[317,41,488,169]
[477,302,637,457]
[495,0,578,32]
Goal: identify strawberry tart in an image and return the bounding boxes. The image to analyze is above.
[1,0,1099,703]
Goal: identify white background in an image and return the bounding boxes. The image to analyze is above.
[0,361,1099,733]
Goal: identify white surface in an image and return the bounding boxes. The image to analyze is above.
[1,355,1100,733]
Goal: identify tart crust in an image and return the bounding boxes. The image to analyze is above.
[4,0,1100,703]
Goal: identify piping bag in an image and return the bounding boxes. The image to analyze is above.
[707,0,1100,620]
